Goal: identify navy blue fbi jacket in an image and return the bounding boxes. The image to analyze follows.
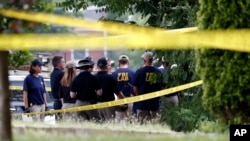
[112,68,135,97]
[133,66,164,111]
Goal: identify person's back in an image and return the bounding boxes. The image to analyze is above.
[70,59,102,121]
[96,71,118,102]
[112,55,135,120]
[72,71,100,102]
[133,52,164,123]
[95,57,124,121]
[134,66,163,95]
[112,55,135,97]
[59,61,77,121]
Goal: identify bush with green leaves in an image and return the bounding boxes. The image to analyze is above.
[196,0,250,125]
[160,88,214,132]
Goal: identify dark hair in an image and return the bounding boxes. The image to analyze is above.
[79,65,92,70]
[119,59,128,65]
[29,65,36,74]
[52,56,63,67]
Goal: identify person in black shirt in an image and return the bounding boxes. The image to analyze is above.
[70,59,102,122]
[50,56,65,121]
[95,57,124,121]
[133,52,164,123]
[59,61,77,121]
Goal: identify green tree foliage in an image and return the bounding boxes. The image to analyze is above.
[0,0,71,68]
[8,50,34,70]
[196,0,250,124]
[57,0,198,28]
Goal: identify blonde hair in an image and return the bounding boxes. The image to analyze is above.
[60,61,76,87]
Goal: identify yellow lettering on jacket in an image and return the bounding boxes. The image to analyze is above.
[146,72,158,84]
[117,72,129,81]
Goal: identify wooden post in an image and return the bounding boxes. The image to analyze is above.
[0,51,12,141]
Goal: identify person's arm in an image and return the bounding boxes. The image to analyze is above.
[61,98,64,105]
[59,85,64,104]
[115,91,125,99]
[133,86,139,96]
[43,93,47,107]
[23,91,29,109]
[70,91,76,98]
[96,88,102,96]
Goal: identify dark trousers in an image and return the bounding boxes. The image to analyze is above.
[53,99,62,121]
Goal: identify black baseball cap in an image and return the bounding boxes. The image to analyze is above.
[84,56,95,66]
[31,59,43,66]
[97,57,108,68]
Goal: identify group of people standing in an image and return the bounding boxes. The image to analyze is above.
[23,51,179,123]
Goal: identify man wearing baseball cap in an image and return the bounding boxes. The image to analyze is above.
[112,55,135,121]
[95,57,125,121]
[70,58,102,121]
[133,51,164,123]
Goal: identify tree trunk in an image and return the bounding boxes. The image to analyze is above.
[0,51,12,141]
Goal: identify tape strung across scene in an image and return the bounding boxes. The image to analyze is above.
[0,30,250,53]
[11,80,203,116]
[0,9,167,36]
[0,9,250,53]
[9,86,51,92]
[0,10,244,116]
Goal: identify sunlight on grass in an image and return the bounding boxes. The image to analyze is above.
[13,129,229,141]
[12,119,229,141]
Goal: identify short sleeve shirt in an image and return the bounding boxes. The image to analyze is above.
[95,71,119,102]
[23,74,46,105]
[133,66,164,111]
[70,71,101,102]
[112,68,135,97]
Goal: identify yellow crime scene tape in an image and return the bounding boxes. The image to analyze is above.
[12,80,203,116]
[0,9,166,36]
[9,86,51,92]
[0,9,250,53]
[0,9,246,116]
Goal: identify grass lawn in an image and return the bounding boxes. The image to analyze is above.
[13,130,229,141]
[12,120,229,141]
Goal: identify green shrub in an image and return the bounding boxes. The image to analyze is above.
[198,120,228,133]
[160,90,215,132]
[196,0,250,125]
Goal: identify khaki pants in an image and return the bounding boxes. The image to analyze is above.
[115,103,133,121]
[29,104,45,122]
[75,100,100,121]
[62,103,76,122]
[98,106,116,121]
